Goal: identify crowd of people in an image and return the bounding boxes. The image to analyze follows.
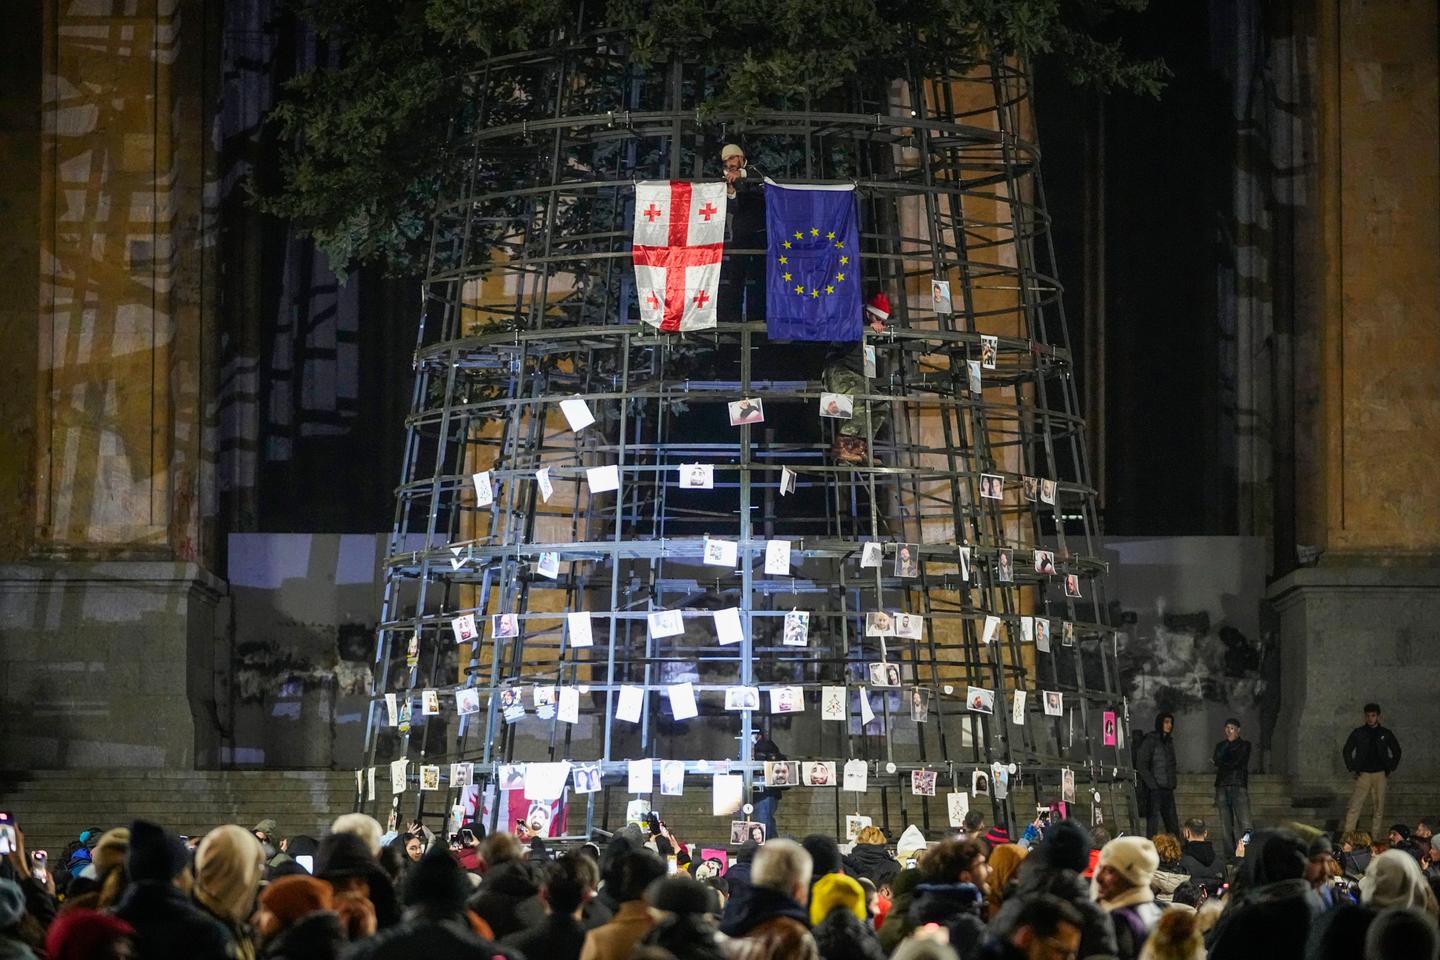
[2,796,1439,960]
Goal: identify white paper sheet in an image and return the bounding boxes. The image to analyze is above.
[628,758,654,794]
[559,397,596,432]
[524,761,572,801]
[472,470,494,507]
[713,606,743,646]
[648,609,684,638]
[616,684,644,723]
[567,611,594,648]
[587,464,620,492]
[668,681,699,720]
[764,539,791,574]
[558,686,580,723]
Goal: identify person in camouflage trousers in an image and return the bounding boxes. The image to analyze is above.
[823,292,891,463]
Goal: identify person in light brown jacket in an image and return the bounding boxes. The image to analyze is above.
[721,839,819,960]
[578,850,666,960]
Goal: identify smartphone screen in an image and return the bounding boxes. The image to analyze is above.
[295,855,314,873]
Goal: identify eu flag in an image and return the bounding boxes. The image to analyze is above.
[764,183,862,341]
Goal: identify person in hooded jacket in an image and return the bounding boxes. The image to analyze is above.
[1093,837,1163,960]
[1205,829,1323,960]
[346,846,525,960]
[721,839,818,960]
[193,825,266,960]
[0,878,41,960]
[315,831,400,931]
[1359,848,1440,920]
[902,839,989,958]
[503,852,596,960]
[1136,713,1179,837]
[642,874,729,960]
[809,873,885,960]
[111,819,232,960]
[1304,903,1378,960]
[1177,819,1224,895]
[255,875,345,960]
[842,828,899,890]
[719,840,761,930]
[989,820,1118,960]
[467,833,541,938]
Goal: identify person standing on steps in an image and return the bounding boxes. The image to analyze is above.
[1212,717,1252,862]
[1342,701,1401,838]
[1136,712,1179,837]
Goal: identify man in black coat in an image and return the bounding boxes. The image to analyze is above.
[111,820,233,960]
[504,853,595,960]
[346,847,525,960]
[1341,702,1402,838]
[988,820,1117,960]
[1178,818,1225,894]
[1136,712,1178,836]
[1213,718,1252,860]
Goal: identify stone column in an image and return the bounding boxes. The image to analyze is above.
[1268,0,1440,788]
[0,0,221,769]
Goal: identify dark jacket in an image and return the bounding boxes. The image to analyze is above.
[316,832,401,930]
[1342,724,1401,775]
[752,737,786,804]
[111,880,234,960]
[1214,737,1251,788]
[503,913,588,960]
[812,908,885,960]
[720,885,817,960]
[467,861,540,940]
[644,914,728,960]
[1179,840,1225,893]
[1135,714,1177,790]
[344,911,526,960]
[719,859,756,930]
[841,845,899,888]
[515,891,613,931]
[261,912,346,960]
[907,883,986,958]
[989,865,1117,960]
[1207,832,1321,960]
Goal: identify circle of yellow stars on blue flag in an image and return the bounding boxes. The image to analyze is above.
[780,228,849,298]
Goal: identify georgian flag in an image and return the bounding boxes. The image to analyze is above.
[632,180,727,332]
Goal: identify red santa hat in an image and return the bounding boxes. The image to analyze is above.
[865,292,891,321]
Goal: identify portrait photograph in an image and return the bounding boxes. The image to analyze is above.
[995,548,1014,582]
[1033,549,1056,575]
[966,685,995,714]
[980,473,1004,500]
[894,542,919,578]
[728,397,765,425]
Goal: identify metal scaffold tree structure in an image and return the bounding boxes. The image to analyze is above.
[358,24,1136,843]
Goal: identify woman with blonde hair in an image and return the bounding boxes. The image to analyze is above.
[193,825,265,960]
[844,826,900,889]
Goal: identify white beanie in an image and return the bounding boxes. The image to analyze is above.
[721,143,745,161]
[896,824,928,861]
[1098,836,1159,889]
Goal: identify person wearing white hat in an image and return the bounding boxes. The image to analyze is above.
[1094,836,1163,960]
[822,291,892,463]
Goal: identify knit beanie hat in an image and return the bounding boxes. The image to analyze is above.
[44,908,135,960]
[1036,819,1091,873]
[315,831,378,879]
[92,828,131,876]
[1098,836,1159,889]
[260,874,334,927]
[127,820,188,884]
[0,878,25,928]
[802,834,843,878]
[647,874,714,915]
[404,846,469,910]
[721,144,745,161]
[809,872,866,926]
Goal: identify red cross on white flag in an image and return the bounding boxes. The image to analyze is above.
[632,180,727,332]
